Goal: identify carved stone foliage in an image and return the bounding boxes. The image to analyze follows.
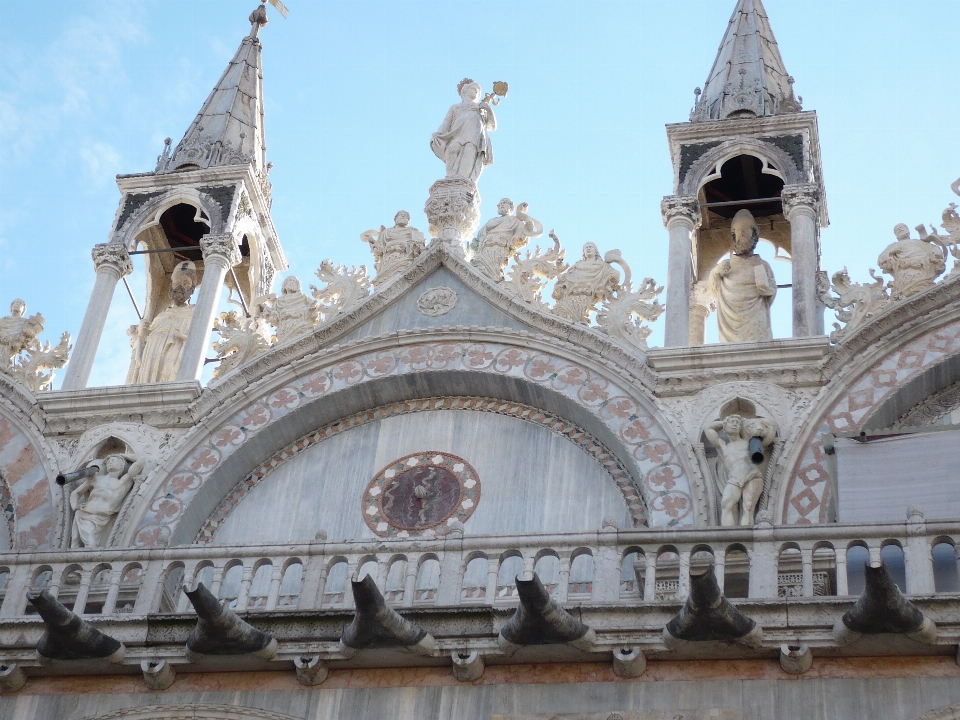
[0,299,71,393]
[84,706,301,720]
[501,230,568,309]
[893,378,960,429]
[424,177,481,250]
[660,195,702,229]
[211,310,272,379]
[91,243,133,278]
[199,233,242,268]
[780,183,821,219]
[310,260,372,321]
[416,287,458,317]
[816,267,891,343]
[595,278,664,352]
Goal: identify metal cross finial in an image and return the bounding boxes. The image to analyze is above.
[249,0,289,38]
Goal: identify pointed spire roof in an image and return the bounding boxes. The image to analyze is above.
[157,8,268,174]
[690,0,802,123]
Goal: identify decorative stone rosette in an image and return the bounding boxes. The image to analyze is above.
[362,451,480,538]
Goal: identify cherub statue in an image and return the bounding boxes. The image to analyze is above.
[816,267,891,342]
[551,243,627,323]
[361,211,427,286]
[70,453,145,548]
[472,199,543,281]
[310,261,372,320]
[430,79,497,183]
[260,276,321,344]
[704,415,777,527]
[877,223,946,300]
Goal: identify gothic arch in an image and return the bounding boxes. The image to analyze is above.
[120,332,702,546]
[113,187,227,251]
[679,137,805,197]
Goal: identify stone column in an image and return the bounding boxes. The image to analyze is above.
[661,196,702,347]
[688,280,715,345]
[782,184,823,338]
[424,178,481,257]
[175,234,241,383]
[61,244,133,390]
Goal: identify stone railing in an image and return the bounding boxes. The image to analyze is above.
[0,515,958,620]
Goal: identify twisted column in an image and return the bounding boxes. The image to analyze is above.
[61,244,132,390]
[661,196,702,347]
[782,184,823,337]
[176,234,241,382]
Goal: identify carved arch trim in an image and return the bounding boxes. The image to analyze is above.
[113,187,227,251]
[679,137,804,197]
[121,334,700,546]
[83,705,301,720]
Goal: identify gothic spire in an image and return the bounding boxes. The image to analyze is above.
[690,0,802,123]
[156,5,269,174]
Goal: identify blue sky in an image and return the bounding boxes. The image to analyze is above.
[1,0,958,388]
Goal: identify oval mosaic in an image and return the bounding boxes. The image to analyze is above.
[362,451,480,538]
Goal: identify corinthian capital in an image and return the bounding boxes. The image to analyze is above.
[781,184,821,220]
[199,234,242,267]
[91,243,133,278]
[661,196,702,229]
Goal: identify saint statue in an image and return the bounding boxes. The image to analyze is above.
[704,414,776,527]
[261,276,321,344]
[127,261,197,384]
[877,223,946,300]
[70,453,145,548]
[708,209,777,343]
[430,79,496,183]
[0,299,43,366]
[472,199,543,281]
[552,243,624,323]
[361,211,427,286]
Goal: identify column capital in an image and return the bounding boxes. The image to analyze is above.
[199,234,242,267]
[781,184,821,221]
[91,243,132,279]
[661,195,702,229]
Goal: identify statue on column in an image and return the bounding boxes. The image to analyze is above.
[704,415,777,527]
[70,453,145,548]
[472,200,543,281]
[260,276,322,344]
[708,209,777,342]
[877,223,946,300]
[127,261,197,384]
[430,79,500,183]
[361,211,427,286]
[551,243,627,323]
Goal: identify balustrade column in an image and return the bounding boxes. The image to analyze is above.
[714,550,726,593]
[265,566,283,611]
[209,567,224,598]
[299,555,326,611]
[906,508,935,594]
[596,543,620,602]
[835,553,848,596]
[175,234,241,382]
[102,569,123,615]
[137,561,165,615]
[677,551,691,601]
[644,557,657,602]
[749,529,778,598]
[868,545,882,568]
[62,244,133,390]
[782,184,824,338]
[344,560,358,609]
[801,549,814,597]
[661,196,702,347]
[486,565,498,605]
[436,545,463,605]
[235,566,254,611]
[557,557,571,604]
[2,566,32,617]
[403,563,417,608]
[313,567,329,610]
[73,570,93,616]
[375,558,388,590]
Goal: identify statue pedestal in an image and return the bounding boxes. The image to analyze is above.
[424,178,481,257]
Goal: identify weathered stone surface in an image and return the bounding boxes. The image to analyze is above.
[183,582,278,659]
[663,565,761,647]
[498,572,595,653]
[28,590,125,662]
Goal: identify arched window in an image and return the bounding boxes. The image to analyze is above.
[496,555,525,599]
[278,562,303,609]
[219,563,243,609]
[248,562,272,609]
[534,554,560,595]
[620,550,644,596]
[933,542,960,592]
[461,556,488,601]
[385,558,407,603]
[846,545,870,596]
[415,557,441,603]
[116,564,144,614]
[323,560,349,607]
[568,552,595,598]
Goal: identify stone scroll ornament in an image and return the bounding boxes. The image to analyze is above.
[502,230,568,309]
[211,310,272,379]
[816,267,891,343]
[0,298,71,393]
[362,451,480,538]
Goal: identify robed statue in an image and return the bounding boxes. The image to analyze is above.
[430,79,497,183]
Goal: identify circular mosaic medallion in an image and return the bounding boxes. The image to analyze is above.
[362,451,480,538]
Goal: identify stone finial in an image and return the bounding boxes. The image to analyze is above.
[502,229,568,309]
[340,575,435,656]
[27,590,126,663]
[425,178,481,252]
[0,300,71,394]
[832,562,937,646]
[310,261,372,321]
[183,581,278,659]
[818,267,891,343]
[497,571,596,655]
[663,565,762,648]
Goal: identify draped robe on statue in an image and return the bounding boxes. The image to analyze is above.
[709,254,777,343]
[131,304,195,383]
[430,102,494,182]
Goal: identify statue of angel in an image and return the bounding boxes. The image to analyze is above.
[552,244,629,324]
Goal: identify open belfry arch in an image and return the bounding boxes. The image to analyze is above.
[0,0,960,717]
